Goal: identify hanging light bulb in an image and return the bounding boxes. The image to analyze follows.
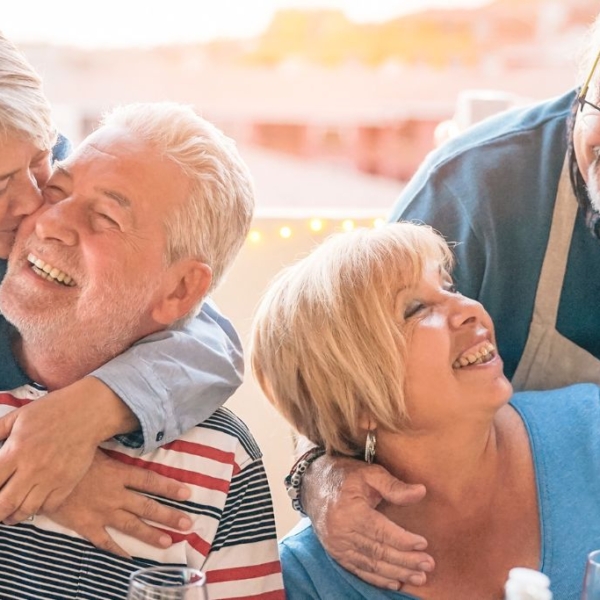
[279,226,292,239]
[309,218,324,232]
[248,230,262,243]
[373,218,385,229]
[341,219,355,232]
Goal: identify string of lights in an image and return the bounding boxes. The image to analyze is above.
[246,217,386,244]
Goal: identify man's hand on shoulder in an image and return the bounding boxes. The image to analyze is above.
[302,454,435,590]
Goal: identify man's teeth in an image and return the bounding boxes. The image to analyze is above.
[27,253,75,287]
[453,341,495,369]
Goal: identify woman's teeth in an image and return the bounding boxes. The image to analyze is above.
[27,253,75,287]
[453,341,495,369]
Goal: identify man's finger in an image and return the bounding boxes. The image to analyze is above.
[339,546,432,587]
[110,511,174,549]
[120,463,190,501]
[0,456,17,494]
[2,483,45,525]
[125,494,191,531]
[84,526,131,558]
[351,511,429,553]
[41,487,73,514]
[351,566,427,590]
[0,411,17,442]
[362,466,427,507]
[326,524,435,583]
[344,535,435,579]
[0,477,26,522]
[4,500,41,525]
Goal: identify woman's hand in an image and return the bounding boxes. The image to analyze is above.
[301,454,435,591]
[43,449,191,557]
[0,377,139,523]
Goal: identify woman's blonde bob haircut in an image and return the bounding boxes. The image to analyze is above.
[251,222,453,456]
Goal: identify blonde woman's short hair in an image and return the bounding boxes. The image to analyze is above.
[0,32,56,151]
[251,222,453,456]
[101,102,254,294]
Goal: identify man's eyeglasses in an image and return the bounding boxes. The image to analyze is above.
[578,49,600,124]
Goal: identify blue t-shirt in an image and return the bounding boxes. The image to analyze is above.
[280,384,600,599]
[388,90,600,382]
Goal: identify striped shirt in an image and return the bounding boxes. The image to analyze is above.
[0,386,284,600]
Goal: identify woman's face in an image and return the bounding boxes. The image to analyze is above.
[0,134,51,258]
[397,260,512,432]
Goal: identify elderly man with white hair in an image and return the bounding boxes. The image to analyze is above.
[0,102,284,600]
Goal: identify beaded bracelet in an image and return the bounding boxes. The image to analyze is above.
[284,446,326,515]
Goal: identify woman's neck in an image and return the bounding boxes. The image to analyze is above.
[377,404,539,600]
[376,405,522,516]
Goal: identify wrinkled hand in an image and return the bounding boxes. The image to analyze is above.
[46,449,191,557]
[302,454,434,590]
[0,391,100,523]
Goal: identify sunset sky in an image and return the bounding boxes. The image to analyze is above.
[7,0,493,48]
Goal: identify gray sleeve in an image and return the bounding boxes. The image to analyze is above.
[92,297,244,453]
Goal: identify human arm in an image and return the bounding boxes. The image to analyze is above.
[93,297,243,452]
[0,298,242,528]
[300,452,434,590]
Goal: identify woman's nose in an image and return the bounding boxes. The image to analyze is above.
[448,294,486,329]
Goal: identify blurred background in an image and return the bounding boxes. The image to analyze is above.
[8,0,598,536]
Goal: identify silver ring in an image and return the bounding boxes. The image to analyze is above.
[25,514,35,522]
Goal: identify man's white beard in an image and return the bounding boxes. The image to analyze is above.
[587,159,600,213]
[0,263,161,381]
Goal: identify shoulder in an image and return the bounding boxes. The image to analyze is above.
[421,90,573,177]
[280,519,323,557]
[392,90,574,219]
[279,521,402,599]
[104,407,262,483]
[279,520,331,599]
[511,383,600,413]
[199,407,263,465]
[511,383,600,449]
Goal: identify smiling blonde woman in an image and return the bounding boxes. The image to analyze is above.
[251,222,600,600]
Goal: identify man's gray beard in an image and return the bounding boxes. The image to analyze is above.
[0,267,161,380]
[587,159,600,213]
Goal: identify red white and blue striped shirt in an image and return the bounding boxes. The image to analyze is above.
[0,386,284,600]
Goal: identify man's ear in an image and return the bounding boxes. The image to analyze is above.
[152,259,212,325]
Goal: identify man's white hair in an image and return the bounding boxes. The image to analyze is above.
[101,102,255,293]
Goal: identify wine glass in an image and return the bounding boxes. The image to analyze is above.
[127,566,208,600]
[581,550,600,599]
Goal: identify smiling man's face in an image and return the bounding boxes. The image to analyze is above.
[0,125,189,357]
